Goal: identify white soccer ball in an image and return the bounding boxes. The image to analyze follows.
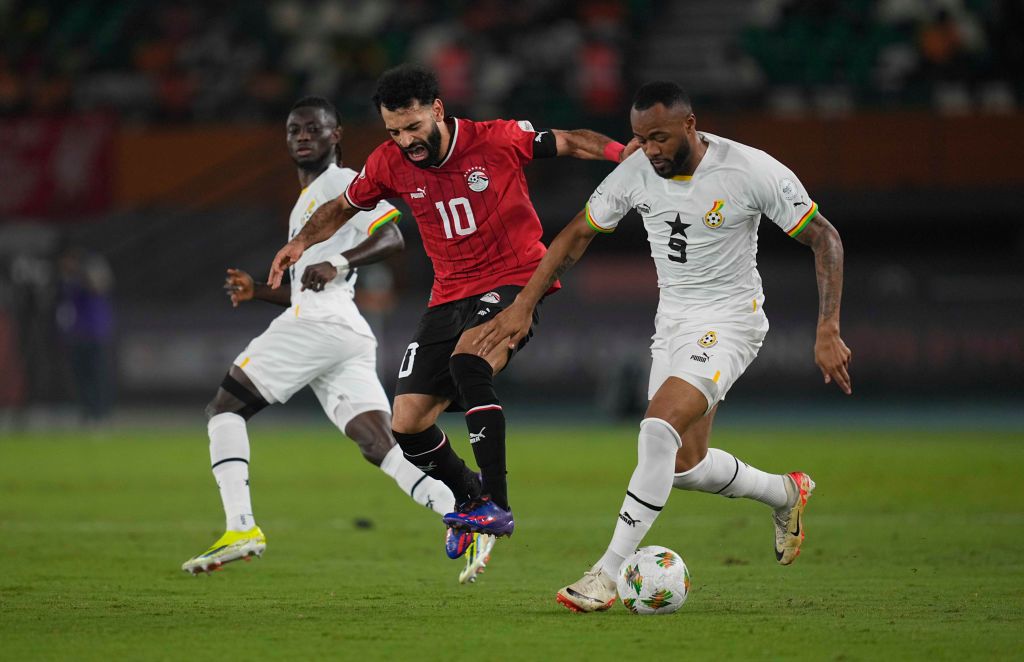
[616,545,690,615]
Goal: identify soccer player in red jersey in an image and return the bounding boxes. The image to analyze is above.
[269,65,631,557]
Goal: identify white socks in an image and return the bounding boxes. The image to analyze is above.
[379,445,456,515]
[208,413,255,532]
[672,447,789,509]
[597,418,681,578]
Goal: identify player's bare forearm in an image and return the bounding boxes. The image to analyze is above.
[295,197,359,249]
[252,282,291,307]
[794,213,852,394]
[553,129,625,162]
[515,210,596,308]
[342,221,404,269]
[795,214,844,330]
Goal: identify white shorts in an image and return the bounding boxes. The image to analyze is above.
[648,310,769,412]
[233,313,390,431]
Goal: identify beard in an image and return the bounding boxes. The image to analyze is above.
[651,140,692,179]
[402,122,443,169]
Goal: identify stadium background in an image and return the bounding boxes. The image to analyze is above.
[1,0,1022,424]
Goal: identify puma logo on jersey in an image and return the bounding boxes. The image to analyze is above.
[636,202,651,214]
[411,186,427,199]
[477,307,491,316]
[690,352,711,363]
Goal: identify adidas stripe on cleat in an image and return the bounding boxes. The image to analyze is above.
[182,526,266,575]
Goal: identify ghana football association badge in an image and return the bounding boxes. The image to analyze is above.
[698,331,718,348]
[703,200,725,228]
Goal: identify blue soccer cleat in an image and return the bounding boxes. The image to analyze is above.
[443,497,514,537]
[445,527,474,559]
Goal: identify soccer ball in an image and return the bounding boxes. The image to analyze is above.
[616,545,690,615]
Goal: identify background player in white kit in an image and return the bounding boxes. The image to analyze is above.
[476,82,852,612]
[181,97,478,578]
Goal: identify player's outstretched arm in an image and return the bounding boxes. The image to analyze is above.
[224,268,290,307]
[793,213,852,394]
[553,130,639,162]
[475,210,598,354]
[300,222,404,292]
[268,196,359,288]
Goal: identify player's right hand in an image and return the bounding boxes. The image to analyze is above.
[268,240,304,289]
[224,268,254,307]
[473,300,534,356]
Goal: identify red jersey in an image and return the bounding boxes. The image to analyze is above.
[345,117,559,306]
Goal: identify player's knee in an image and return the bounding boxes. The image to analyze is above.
[206,372,268,421]
[352,434,393,466]
[638,417,682,464]
[449,353,497,407]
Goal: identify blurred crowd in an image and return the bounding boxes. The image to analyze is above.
[0,0,642,123]
[742,0,1023,112]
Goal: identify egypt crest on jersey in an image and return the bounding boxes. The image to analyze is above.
[585,132,820,316]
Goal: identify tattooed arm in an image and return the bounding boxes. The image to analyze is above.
[267,196,360,288]
[474,209,598,354]
[793,213,853,394]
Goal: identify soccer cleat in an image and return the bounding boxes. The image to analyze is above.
[442,497,514,537]
[181,526,266,575]
[556,563,617,613]
[445,527,474,559]
[774,472,815,565]
[458,533,495,584]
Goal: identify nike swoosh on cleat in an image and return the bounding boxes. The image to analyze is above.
[565,587,603,604]
[791,517,801,538]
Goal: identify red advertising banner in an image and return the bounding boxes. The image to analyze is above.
[0,115,115,219]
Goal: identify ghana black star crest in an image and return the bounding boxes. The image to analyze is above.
[666,214,690,236]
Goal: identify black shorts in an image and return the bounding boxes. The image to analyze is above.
[394,285,542,411]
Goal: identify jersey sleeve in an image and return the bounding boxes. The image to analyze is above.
[497,119,552,165]
[347,199,402,236]
[583,158,636,233]
[344,147,396,211]
[748,152,819,238]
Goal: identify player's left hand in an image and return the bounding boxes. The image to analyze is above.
[473,300,534,356]
[301,262,338,292]
[815,326,852,395]
[268,240,305,289]
[224,268,254,307]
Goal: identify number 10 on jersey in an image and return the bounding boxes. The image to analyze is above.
[435,197,477,239]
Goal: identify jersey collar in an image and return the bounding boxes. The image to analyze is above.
[671,133,715,182]
[432,117,459,168]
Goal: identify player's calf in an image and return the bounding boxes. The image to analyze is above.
[393,425,481,505]
[450,352,509,509]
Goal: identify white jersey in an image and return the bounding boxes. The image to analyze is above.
[585,132,819,318]
[287,163,400,332]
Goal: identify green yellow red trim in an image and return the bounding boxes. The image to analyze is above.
[709,199,724,213]
[671,175,693,181]
[368,209,401,235]
[787,202,818,238]
[584,203,615,234]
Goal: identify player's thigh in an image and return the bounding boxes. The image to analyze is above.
[310,334,391,433]
[648,314,767,417]
[395,304,463,406]
[231,314,343,404]
[392,393,451,434]
[455,285,543,373]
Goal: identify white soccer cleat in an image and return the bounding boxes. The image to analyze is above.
[458,533,496,584]
[181,526,266,575]
[774,472,815,565]
[556,563,617,613]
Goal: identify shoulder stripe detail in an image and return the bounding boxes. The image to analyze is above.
[343,188,374,211]
[367,209,401,235]
[584,203,615,234]
[787,201,818,238]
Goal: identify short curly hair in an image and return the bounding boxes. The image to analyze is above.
[632,81,691,112]
[372,64,440,113]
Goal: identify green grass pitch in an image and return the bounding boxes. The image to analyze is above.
[1,418,1022,660]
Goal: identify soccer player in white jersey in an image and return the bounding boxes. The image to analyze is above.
[475,82,852,612]
[183,97,495,583]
